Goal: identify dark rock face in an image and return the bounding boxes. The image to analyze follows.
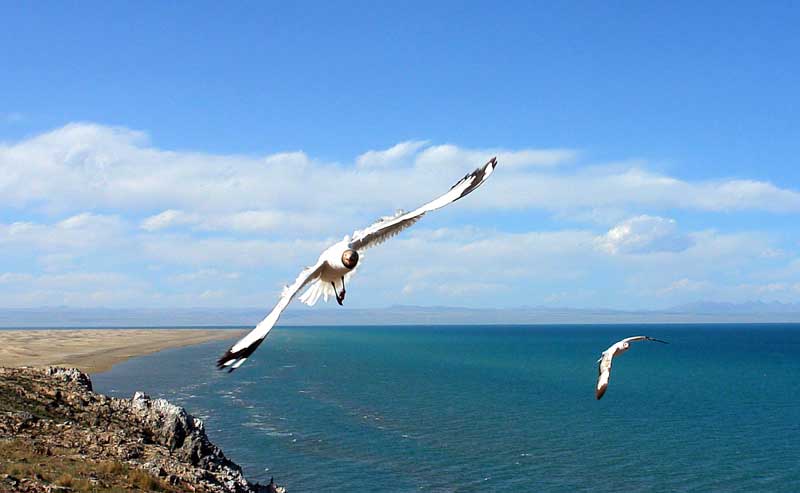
[0,367,283,493]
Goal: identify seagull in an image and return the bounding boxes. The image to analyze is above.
[217,157,498,372]
[595,335,668,400]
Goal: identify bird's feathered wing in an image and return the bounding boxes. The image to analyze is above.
[625,335,669,345]
[217,261,326,371]
[217,157,498,372]
[621,335,648,344]
[348,157,498,251]
[595,336,668,399]
[596,352,613,400]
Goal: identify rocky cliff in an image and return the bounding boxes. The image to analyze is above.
[0,367,283,493]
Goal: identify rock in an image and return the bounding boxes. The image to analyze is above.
[0,367,285,493]
[44,367,93,391]
[2,474,20,488]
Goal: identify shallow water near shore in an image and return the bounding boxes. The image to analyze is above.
[93,324,800,492]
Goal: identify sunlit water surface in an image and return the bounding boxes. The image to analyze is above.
[93,324,800,492]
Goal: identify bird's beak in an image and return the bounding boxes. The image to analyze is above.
[649,338,669,344]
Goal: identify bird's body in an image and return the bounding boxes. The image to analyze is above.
[318,243,353,283]
[297,239,356,306]
[218,157,498,371]
[595,335,668,400]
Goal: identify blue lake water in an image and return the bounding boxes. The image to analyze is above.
[92,324,800,492]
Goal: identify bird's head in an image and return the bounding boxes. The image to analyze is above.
[342,249,359,269]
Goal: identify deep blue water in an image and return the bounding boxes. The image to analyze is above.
[92,325,800,492]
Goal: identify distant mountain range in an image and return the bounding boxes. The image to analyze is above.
[665,301,800,314]
[1,302,800,328]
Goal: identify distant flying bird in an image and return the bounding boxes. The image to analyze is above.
[595,335,668,400]
[217,157,498,372]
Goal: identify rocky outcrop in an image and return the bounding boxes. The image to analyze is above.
[0,367,284,493]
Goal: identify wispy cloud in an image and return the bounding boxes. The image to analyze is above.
[1,122,798,309]
[356,140,429,168]
[0,271,148,307]
[169,269,241,283]
[3,123,799,220]
[483,167,800,213]
[0,213,125,251]
[140,209,332,234]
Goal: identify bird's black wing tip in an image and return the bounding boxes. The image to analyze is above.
[216,348,237,371]
[450,157,497,198]
[595,387,606,400]
[215,338,266,372]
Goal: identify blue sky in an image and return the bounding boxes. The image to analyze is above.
[1,2,799,309]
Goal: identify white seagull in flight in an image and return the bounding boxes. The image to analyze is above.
[218,157,498,372]
[595,335,668,400]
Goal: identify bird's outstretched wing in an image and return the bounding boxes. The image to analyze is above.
[348,157,497,251]
[596,352,613,400]
[623,335,669,345]
[217,260,327,372]
[595,336,668,399]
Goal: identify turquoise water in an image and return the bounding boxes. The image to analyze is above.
[93,325,800,492]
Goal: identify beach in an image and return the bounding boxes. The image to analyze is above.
[0,329,243,374]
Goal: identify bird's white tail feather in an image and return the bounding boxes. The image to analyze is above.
[298,279,336,306]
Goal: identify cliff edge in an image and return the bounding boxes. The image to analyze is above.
[0,367,284,493]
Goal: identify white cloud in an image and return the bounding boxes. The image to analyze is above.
[141,209,198,231]
[654,278,800,304]
[2,123,799,222]
[140,209,332,234]
[0,272,34,283]
[403,280,509,297]
[0,213,124,251]
[0,216,794,309]
[141,234,329,268]
[169,269,241,283]
[361,225,798,308]
[694,179,800,212]
[356,140,429,168]
[354,228,600,306]
[596,215,691,254]
[482,166,800,213]
[199,289,226,299]
[759,248,786,259]
[658,278,711,295]
[0,271,148,307]
[2,123,799,309]
[37,253,77,272]
[415,144,576,172]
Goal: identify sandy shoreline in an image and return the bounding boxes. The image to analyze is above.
[0,329,245,374]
